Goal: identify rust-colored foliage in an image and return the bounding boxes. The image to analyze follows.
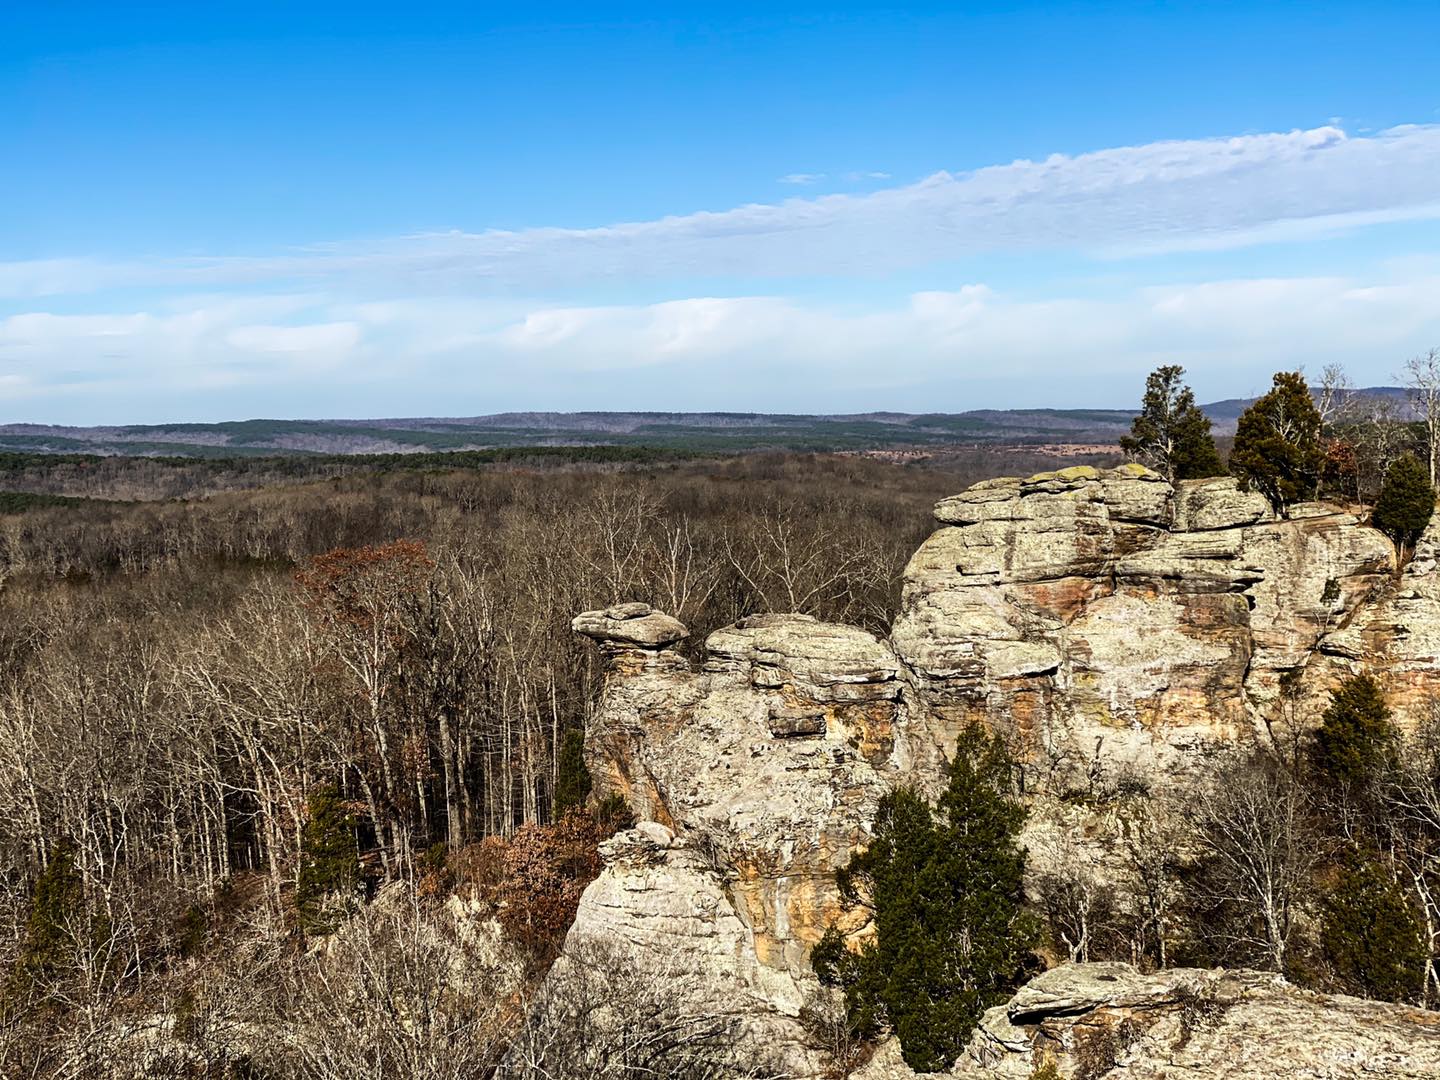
[293,540,435,629]
[452,836,512,899]
[1321,437,1360,502]
[495,812,604,962]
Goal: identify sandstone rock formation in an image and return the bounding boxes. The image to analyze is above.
[564,608,920,1076]
[570,608,906,971]
[559,822,819,1076]
[857,962,1440,1078]
[562,465,1440,1077]
[892,465,1404,786]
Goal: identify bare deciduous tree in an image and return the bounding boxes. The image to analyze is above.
[1188,756,1320,973]
[1317,362,1356,428]
[1031,830,1116,964]
[1401,348,1440,486]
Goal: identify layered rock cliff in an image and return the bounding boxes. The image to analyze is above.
[563,465,1440,1076]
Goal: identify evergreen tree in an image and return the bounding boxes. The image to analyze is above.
[812,722,1036,1073]
[11,841,84,994]
[553,727,593,816]
[1230,371,1325,515]
[1320,852,1427,1003]
[296,786,359,935]
[1372,453,1435,559]
[1311,675,1397,794]
[1119,364,1224,482]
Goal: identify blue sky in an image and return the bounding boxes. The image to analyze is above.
[5,2,1440,423]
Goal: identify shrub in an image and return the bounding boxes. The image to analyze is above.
[813,722,1037,1073]
[496,812,604,965]
[1320,852,1427,1003]
[594,792,636,836]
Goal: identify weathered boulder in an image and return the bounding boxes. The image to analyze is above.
[558,823,820,1077]
[953,962,1440,1078]
[854,963,1440,1078]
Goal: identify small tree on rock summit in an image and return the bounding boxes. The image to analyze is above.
[1119,364,1224,483]
[1372,453,1435,563]
[1230,371,1325,516]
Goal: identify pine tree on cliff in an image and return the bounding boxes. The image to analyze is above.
[811,722,1037,1073]
[1230,371,1325,516]
[1320,851,1428,1003]
[553,727,592,816]
[1119,364,1224,482]
[1372,453,1435,561]
[1311,674,1397,795]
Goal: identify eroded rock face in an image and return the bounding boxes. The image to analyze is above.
[1331,519,1440,719]
[564,467,1440,1076]
[560,823,820,1077]
[893,465,1396,785]
[574,608,906,975]
[949,962,1440,1079]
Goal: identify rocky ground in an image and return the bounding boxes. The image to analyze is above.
[860,962,1440,1078]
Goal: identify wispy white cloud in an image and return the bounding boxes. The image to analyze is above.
[5,271,1440,420]
[778,172,825,185]
[5,124,1440,301]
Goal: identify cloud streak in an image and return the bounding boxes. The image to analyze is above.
[6,271,1440,421]
[5,124,1440,300]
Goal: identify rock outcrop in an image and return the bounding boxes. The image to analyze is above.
[853,962,1440,1078]
[892,464,1399,785]
[559,823,820,1076]
[562,465,1440,1077]
[571,609,906,972]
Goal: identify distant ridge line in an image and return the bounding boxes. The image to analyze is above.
[0,388,1410,458]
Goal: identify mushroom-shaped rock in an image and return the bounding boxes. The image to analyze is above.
[571,603,688,649]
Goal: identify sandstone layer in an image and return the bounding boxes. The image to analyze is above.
[892,465,1403,785]
[572,608,906,972]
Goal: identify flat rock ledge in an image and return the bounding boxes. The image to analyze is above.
[855,962,1440,1079]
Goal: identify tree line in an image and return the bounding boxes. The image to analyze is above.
[1121,356,1440,545]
